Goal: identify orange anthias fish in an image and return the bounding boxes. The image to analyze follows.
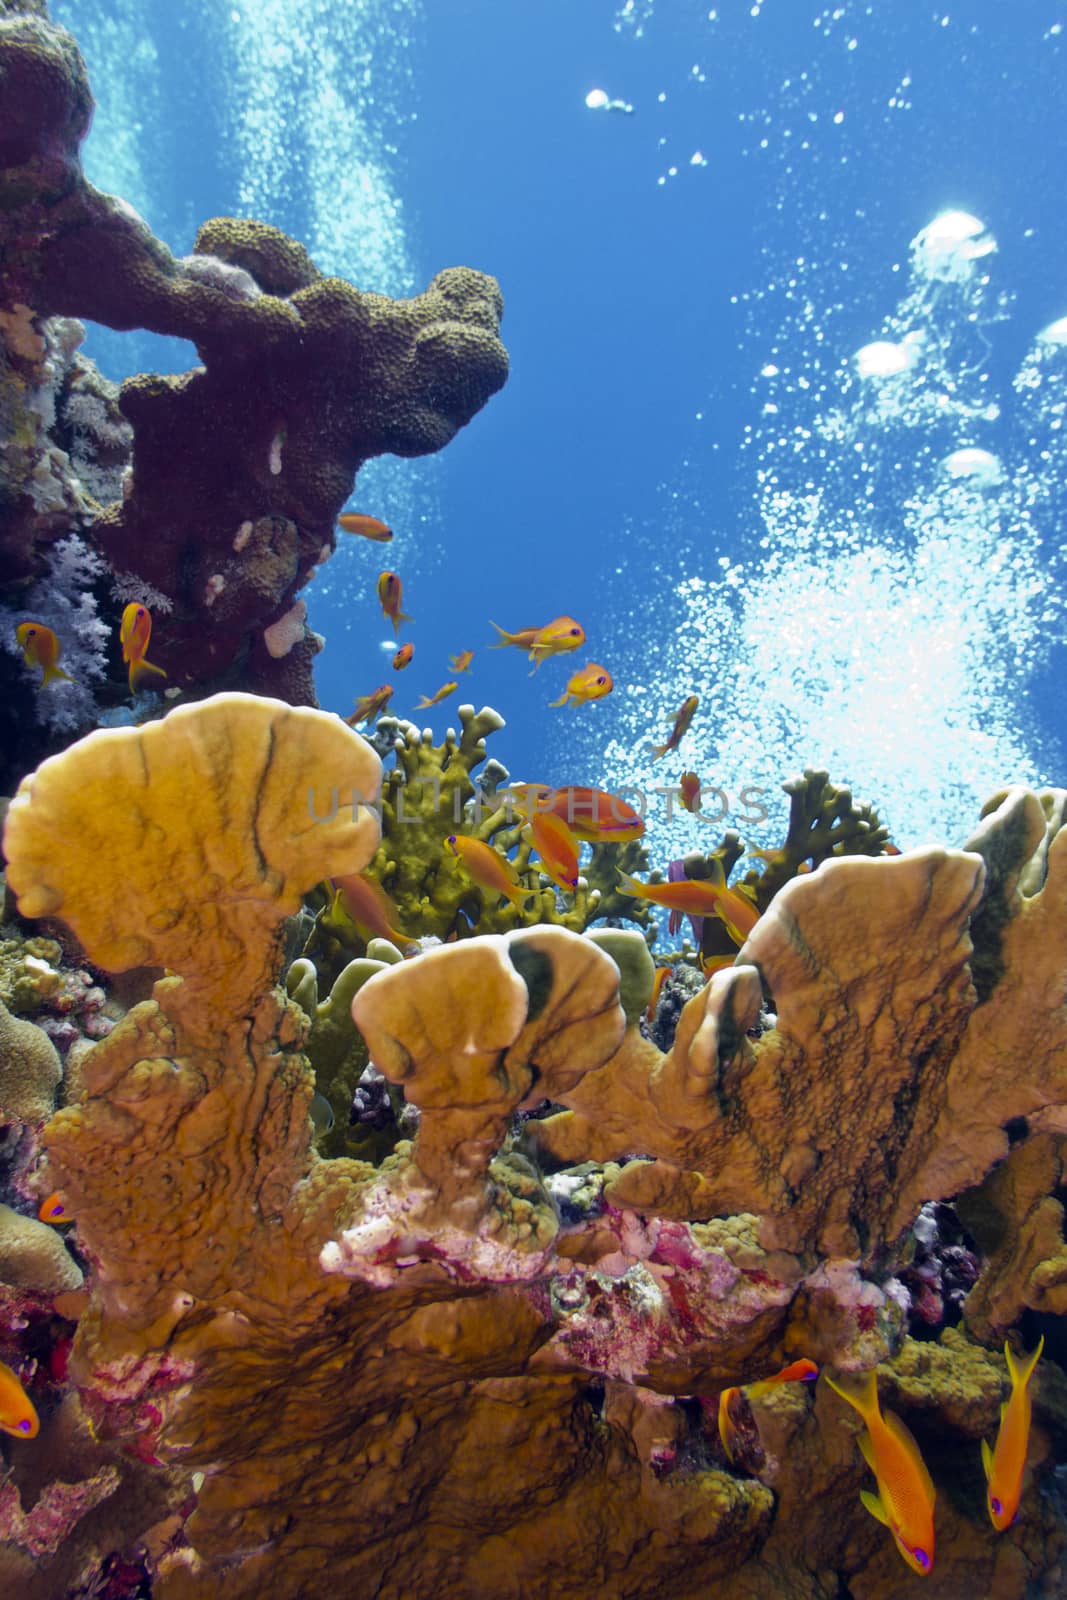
[528,809,580,892]
[338,512,393,541]
[983,1336,1043,1531]
[718,1359,818,1463]
[344,684,393,726]
[333,874,415,953]
[392,643,414,670]
[826,1368,936,1577]
[445,834,530,910]
[651,694,699,760]
[377,571,412,634]
[501,785,645,844]
[38,1191,72,1224]
[616,866,760,948]
[120,603,167,693]
[679,772,701,813]
[449,649,474,673]
[645,963,672,1023]
[416,681,458,709]
[0,1359,39,1439]
[550,663,613,708]
[490,616,586,672]
[16,622,72,686]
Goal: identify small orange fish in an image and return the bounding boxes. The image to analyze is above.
[16,622,72,687]
[550,663,613,708]
[679,772,701,813]
[120,603,167,693]
[333,874,415,953]
[698,953,736,978]
[392,643,414,670]
[416,681,458,709]
[449,650,474,673]
[38,1191,72,1224]
[377,572,412,635]
[445,834,530,910]
[826,1367,936,1577]
[983,1336,1043,1532]
[616,866,760,948]
[344,684,393,726]
[651,694,699,760]
[491,616,586,672]
[718,1359,818,1462]
[0,1359,38,1439]
[528,809,580,892]
[338,512,393,541]
[501,785,645,843]
[645,964,672,1023]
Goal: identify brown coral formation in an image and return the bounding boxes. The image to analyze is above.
[2,698,1066,1597]
[0,6,508,703]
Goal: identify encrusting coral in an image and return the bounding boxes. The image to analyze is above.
[2,692,1066,1597]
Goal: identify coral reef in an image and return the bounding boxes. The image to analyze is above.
[1,696,1065,1597]
[0,4,508,736]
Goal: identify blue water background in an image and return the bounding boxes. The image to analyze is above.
[53,0,1066,861]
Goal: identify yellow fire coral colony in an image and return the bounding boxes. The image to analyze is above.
[1,692,1066,1597]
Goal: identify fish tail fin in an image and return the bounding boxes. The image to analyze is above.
[616,870,647,899]
[981,1435,994,1482]
[548,692,570,708]
[824,1368,880,1425]
[415,694,431,709]
[1005,1335,1044,1391]
[489,622,515,648]
[398,609,413,627]
[130,657,168,693]
[649,742,669,760]
[41,663,73,686]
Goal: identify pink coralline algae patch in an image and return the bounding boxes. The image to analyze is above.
[538,1208,794,1383]
[0,1467,120,1557]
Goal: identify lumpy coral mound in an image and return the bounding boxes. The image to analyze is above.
[2,698,1067,1598]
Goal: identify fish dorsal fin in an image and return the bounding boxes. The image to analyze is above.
[981,1436,994,1481]
[860,1489,890,1526]
[858,1429,878,1474]
[882,1407,935,1501]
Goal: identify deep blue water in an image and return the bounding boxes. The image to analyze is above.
[55,0,1066,854]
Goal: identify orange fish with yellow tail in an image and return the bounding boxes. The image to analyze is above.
[337,512,393,541]
[983,1336,1043,1531]
[500,785,645,844]
[550,663,613,708]
[333,874,416,954]
[416,681,459,710]
[718,1358,818,1463]
[616,865,760,948]
[444,834,530,910]
[392,643,414,671]
[16,622,72,686]
[490,616,586,672]
[344,684,393,726]
[651,694,698,759]
[0,1360,38,1439]
[377,571,412,634]
[120,603,167,693]
[449,649,474,673]
[825,1367,936,1577]
[527,810,580,892]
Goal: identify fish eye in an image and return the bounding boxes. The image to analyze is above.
[17,1419,30,1433]
[597,676,606,684]
[570,627,580,635]
[914,1549,930,1570]
[991,1496,1002,1515]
